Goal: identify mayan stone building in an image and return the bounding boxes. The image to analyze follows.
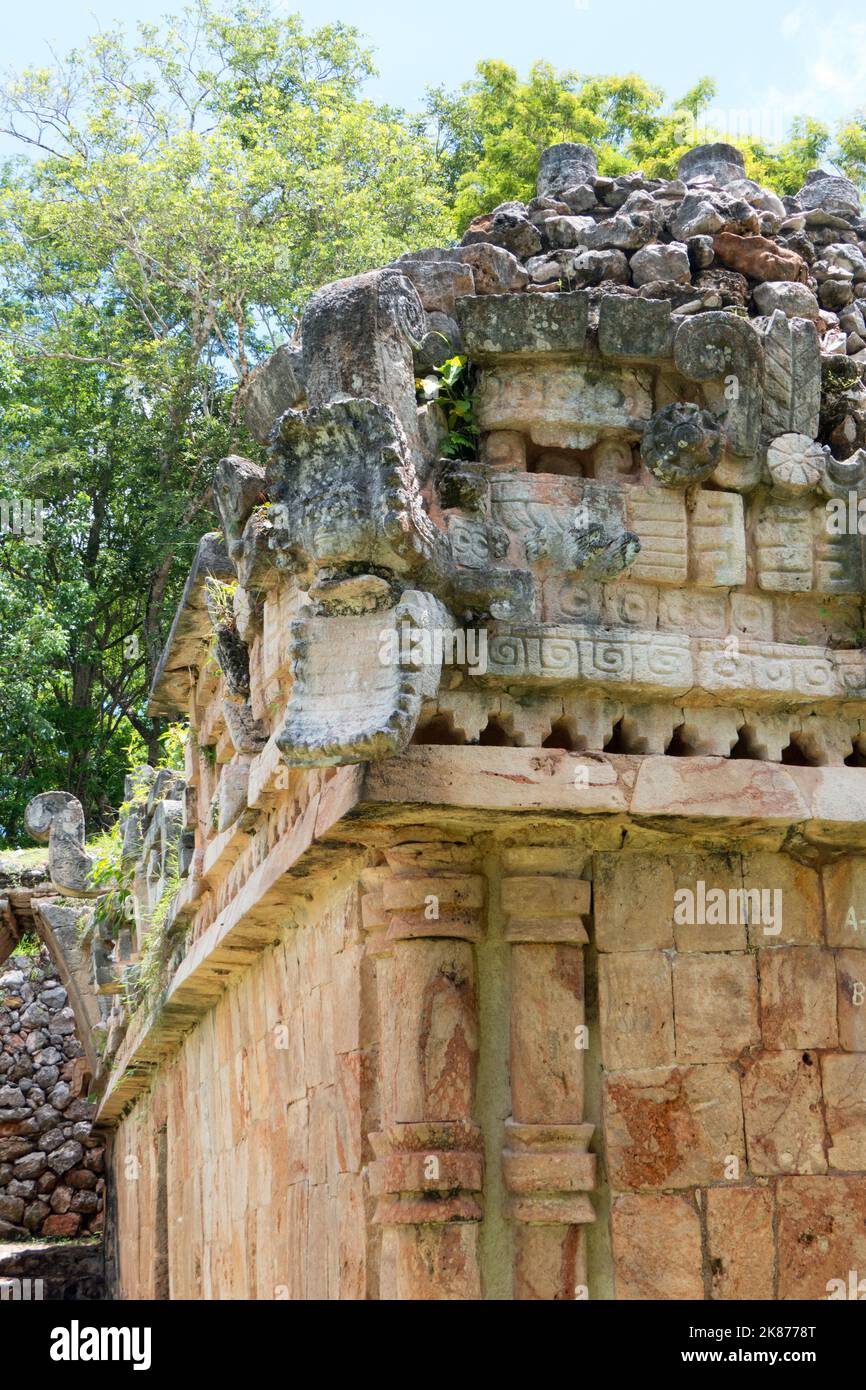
[24,140,866,1300]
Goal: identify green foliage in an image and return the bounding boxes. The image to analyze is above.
[11,931,41,957]
[416,355,477,459]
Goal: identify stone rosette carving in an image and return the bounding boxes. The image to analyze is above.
[640,402,723,486]
[766,434,827,497]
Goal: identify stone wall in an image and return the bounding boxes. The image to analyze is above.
[0,947,104,1240]
[106,838,866,1301]
[112,879,365,1299]
[594,850,866,1300]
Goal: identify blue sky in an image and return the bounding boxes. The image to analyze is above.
[3,0,866,147]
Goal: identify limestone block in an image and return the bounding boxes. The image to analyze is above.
[244,343,305,444]
[706,1186,775,1300]
[276,590,450,767]
[480,429,526,471]
[456,291,589,357]
[511,943,584,1125]
[741,1050,827,1175]
[674,312,763,457]
[777,1176,866,1300]
[754,499,813,591]
[675,708,741,759]
[500,874,590,942]
[611,1194,703,1299]
[596,295,674,360]
[537,143,598,197]
[730,591,774,640]
[836,949,866,1051]
[672,953,760,1062]
[669,851,747,952]
[813,528,864,600]
[800,711,860,765]
[659,588,727,637]
[558,696,620,751]
[822,1053,866,1169]
[601,580,658,631]
[512,1225,589,1302]
[679,142,746,187]
[598,951,673,1069]
[759,947,838,1050]
[626,488,687,585]
[614,704,680,755]
[593,854,675,951]
[603,1064,745,1190]
[391,258,474,315]
[24,794,97,898]
[688,490,746,587]
[377,939,477,1125]
[483,624,692,694]
[743,853,822,947]
[823,859,866,946]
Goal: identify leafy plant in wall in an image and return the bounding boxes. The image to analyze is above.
[416,355,479,460]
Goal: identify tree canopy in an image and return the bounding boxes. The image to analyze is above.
[1,0,865,843]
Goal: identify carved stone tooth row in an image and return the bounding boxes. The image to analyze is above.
[420,693,866,765]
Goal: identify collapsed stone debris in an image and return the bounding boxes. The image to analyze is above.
[23,141,866,1300]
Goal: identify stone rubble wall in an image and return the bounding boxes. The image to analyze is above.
[0,947,104,1240]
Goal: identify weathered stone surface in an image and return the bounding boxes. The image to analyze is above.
[678,142,746,188]
[630,241,690,287]
[822,1052,866,1169]
[24,794,97,897]
[753,281,820,320]
[640,402,723,486]
[301,268,428,464]
[597,295,673,359]
[777,1176,866,1299]
[391,258,474,315]
[759,947,838,1050]
[796,171,861,220]
[706,1186,775,1299]
[598,952,673,1069]
[537,143,598,198]
[456,292,588,356]
[672,953,759,1062]
[244,343,305,445]
[603,1064,745,1190]
[611,1193,703,1299]
[594,855,675,951]
[741,1050,827,1174]
[712,232,806,282]
[455,242,528,294]
[836,949,866,1051]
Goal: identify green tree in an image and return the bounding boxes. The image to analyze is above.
[425,61,720,223]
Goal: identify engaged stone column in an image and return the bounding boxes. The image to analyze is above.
[363,843,485,1300]
[501,847,596,1300]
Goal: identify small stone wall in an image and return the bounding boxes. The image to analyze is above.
[0,947,104,1239]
